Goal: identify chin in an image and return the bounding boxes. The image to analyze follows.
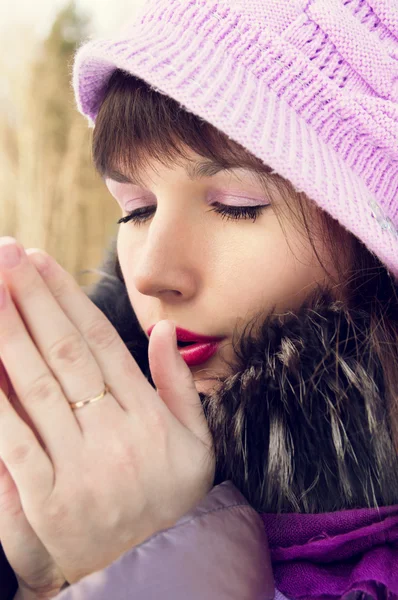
[193,379,210,395]
[190,352,231,396]
[192,373,224,396]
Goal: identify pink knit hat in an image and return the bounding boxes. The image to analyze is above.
[73,0,398,278]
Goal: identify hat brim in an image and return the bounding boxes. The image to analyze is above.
[73,6,398,279]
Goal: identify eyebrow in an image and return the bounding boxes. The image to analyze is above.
[104,159,272,185]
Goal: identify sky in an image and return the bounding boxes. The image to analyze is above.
[0,0,147,113]
[0,0,147,84]
[0,0,147,38]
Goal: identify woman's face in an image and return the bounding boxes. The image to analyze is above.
[106,148,337,394]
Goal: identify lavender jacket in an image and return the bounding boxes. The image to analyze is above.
[56,481,277,600]
[0,481,279,600]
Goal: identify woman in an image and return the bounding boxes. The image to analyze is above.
[1,0,398,598]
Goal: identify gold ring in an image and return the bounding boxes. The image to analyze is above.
[70,384,109,411]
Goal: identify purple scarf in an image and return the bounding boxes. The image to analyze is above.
[261,504,398,599]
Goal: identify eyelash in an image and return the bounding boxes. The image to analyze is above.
[117,202,267,226]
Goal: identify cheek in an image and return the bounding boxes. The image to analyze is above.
[209,229,287,309]
[212,226,322,315]
[116,233,128,275]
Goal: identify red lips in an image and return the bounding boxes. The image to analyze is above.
[147,324,223,343]
[147,324,225,367]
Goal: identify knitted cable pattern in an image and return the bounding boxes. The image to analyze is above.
[73,0,398,277]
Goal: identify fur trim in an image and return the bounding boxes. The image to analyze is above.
[86,239,398,513]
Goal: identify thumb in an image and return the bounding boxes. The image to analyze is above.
[148,320,212,450]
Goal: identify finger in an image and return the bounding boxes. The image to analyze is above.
[149,321,213,450]
[25,247,152,413]
[0,390,54,507]
[0,239,121,429]
[0,457,20,518]
[0,359,12,398]
[0,275,82,465]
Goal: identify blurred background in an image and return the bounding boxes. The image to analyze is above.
[0,0,146,287]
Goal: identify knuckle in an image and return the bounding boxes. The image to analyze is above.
[0,313,28,346]
[46,497,70,527]
[138,403,169,450]
[47,332,88,369]
[120,349,140,379]
[0,324,21,346]
[84,319,119,351]
[49,276,70,301]
[115,448,138,474]
[7,441,32,467]
[17,271,39,298]
[110,439,139,473]
[24,373,60,405]
[149,405,169,439]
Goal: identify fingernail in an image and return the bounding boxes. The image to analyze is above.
[26,249,48,274]
[0,238,22,269]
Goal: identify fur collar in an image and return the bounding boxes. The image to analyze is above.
[86,239,398,513]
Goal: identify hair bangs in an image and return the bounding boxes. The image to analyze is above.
[92,69,269,184]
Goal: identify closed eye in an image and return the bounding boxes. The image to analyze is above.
[117,202,268,225]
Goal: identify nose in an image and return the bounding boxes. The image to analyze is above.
[131,207,200,302]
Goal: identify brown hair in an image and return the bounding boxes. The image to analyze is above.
[91,70,398,509]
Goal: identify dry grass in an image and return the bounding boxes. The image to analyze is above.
[0,12,120,288]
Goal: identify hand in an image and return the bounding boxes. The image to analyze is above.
[0,363,67,597]
[0,238,215,586]
[0,457,67,600]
